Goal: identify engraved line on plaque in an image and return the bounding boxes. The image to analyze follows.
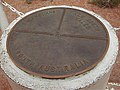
[14,31,107,40]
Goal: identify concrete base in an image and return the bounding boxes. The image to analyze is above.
[81,69,112,90]
[0,68,112,90]
[0,6,118,90]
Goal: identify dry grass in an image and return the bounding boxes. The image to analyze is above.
[89,0,120,8]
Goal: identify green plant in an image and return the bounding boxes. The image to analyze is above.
[89,0,120,8]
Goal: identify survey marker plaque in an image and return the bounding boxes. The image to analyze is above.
[7,8,109,79]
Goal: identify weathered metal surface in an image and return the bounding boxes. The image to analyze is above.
[6,8,109,79]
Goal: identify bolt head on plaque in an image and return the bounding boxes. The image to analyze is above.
[7,7,109,79]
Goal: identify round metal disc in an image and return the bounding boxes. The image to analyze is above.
[7,7,109,79]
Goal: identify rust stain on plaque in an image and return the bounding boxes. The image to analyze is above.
[6,8,109,79]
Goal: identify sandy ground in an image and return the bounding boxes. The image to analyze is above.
[0,0,120,89]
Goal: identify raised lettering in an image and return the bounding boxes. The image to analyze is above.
[64,65,70,71]
[43,65,50,72]
[50,66,56,72]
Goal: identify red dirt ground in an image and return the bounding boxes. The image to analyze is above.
[0,69,12,90]
[0,0,120,89]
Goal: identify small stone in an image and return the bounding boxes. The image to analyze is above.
[26,0,32,4]
[111,88,115,90]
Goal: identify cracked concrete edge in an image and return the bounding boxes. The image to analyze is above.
[0,6,119,90]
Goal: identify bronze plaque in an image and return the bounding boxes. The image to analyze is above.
[7,8,109,79]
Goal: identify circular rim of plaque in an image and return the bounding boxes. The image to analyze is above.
[6,6,110,79]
